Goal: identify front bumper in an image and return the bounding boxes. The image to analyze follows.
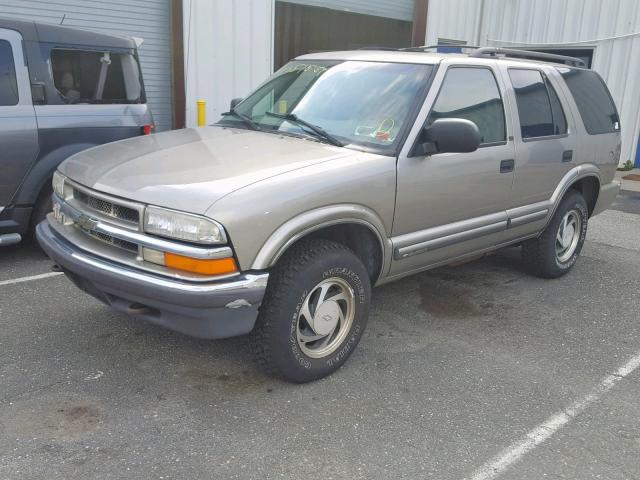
[36,219,268,339]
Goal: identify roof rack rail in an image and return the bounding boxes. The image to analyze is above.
[401,44,482,52]
[470,47,586,67]
[357,46,402,51]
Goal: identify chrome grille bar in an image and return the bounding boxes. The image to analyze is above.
[55,194,233,260]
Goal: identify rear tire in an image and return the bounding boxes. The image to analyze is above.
[522,190,588,278]
[251,239,371,383]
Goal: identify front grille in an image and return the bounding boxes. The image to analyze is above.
[73,189,140,224]
[86,229,138,253]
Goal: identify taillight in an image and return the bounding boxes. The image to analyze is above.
[141,124,154,135]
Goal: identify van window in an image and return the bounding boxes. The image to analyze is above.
[50,49,142,104]
[557,67,619,135]
[509,69,566,139]
[0,40,18,106]
[427,67,506,145]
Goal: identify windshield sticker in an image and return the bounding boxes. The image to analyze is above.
[278,63,328,75]
[354,118,396,143]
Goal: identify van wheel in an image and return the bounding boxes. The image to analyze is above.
[522,190,588,278]
[29,186,53,241]
[251,239,371,383]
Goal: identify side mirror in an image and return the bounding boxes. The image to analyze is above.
[31,83,46,105]
[411,118,481,156]
[230,97,243,110]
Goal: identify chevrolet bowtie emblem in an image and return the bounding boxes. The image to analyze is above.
[77,214,98,231]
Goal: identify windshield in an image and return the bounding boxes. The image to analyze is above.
[219,60,434,154]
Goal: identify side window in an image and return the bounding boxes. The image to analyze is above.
[557,67,619,135]
[509,69,566,139]
[0,40,18,106]
[546,78,567,135]
[427,67,506,145]
[50,48,142,104]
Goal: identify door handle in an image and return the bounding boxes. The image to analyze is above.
[562,150,573,162]
[500,159,515,173]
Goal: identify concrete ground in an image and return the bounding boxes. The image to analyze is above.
[1,194,640,480]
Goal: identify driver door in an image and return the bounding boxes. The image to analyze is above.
[390,63,515,276]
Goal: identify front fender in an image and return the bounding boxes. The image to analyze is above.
[251,204,393,274]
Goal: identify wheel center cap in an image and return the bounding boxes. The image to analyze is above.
[312,300,340,335]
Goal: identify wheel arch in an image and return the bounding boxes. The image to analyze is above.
[13,143,99,206]
[250,205,392,284]
[548,165,601,223]
[568,176,600,217]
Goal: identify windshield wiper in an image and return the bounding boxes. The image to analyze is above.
[220,109,262,131]
[265,112,343,147]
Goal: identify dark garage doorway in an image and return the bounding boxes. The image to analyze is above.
[274,1,414,70]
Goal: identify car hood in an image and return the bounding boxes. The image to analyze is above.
[59,126,351,214]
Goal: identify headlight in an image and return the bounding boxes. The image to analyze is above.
[144,206,227,244]
[52,171,66,198]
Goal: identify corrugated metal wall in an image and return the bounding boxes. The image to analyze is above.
[183,0,273,127]
[426,0,640,166]
[280,0,415,21]
[0,0,173,131]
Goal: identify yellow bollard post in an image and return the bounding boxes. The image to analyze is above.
[197,100,206,127]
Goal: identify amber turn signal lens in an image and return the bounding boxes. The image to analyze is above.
[164,253,237,275]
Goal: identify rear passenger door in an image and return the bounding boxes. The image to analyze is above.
[0,28,38,208]
[503,66,576,207]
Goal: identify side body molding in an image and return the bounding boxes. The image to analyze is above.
[390,164,601,260]
[250,204,392,282]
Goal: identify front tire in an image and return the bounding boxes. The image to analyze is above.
[251,239,371,383]
[522,190,588,278]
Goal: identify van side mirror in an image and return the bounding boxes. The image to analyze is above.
[31,83,46,105]
[411,118,481,156]
[230,97,243,110]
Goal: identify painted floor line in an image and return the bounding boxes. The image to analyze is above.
[467,352,640,480]
[0,271,63,287]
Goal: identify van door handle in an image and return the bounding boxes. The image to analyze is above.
[562,150,573,162]
[500,159,515,173]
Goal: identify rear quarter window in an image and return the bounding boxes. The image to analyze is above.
[557,67,619,135]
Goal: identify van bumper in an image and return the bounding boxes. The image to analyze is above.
[592,180,621,217]
[36,220,268,339]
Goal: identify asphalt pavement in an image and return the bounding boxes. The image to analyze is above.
[1,193,639,480]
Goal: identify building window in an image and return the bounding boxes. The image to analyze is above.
[437,38,467,53]
[0,40,18,106]
[427,67,506,145]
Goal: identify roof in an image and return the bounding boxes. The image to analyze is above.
[296,47,586,68]
[0,17,135,49]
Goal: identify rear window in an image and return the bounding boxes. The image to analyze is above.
[0,40,18,106]
[50,49,143,104]
[557,67,619,135]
